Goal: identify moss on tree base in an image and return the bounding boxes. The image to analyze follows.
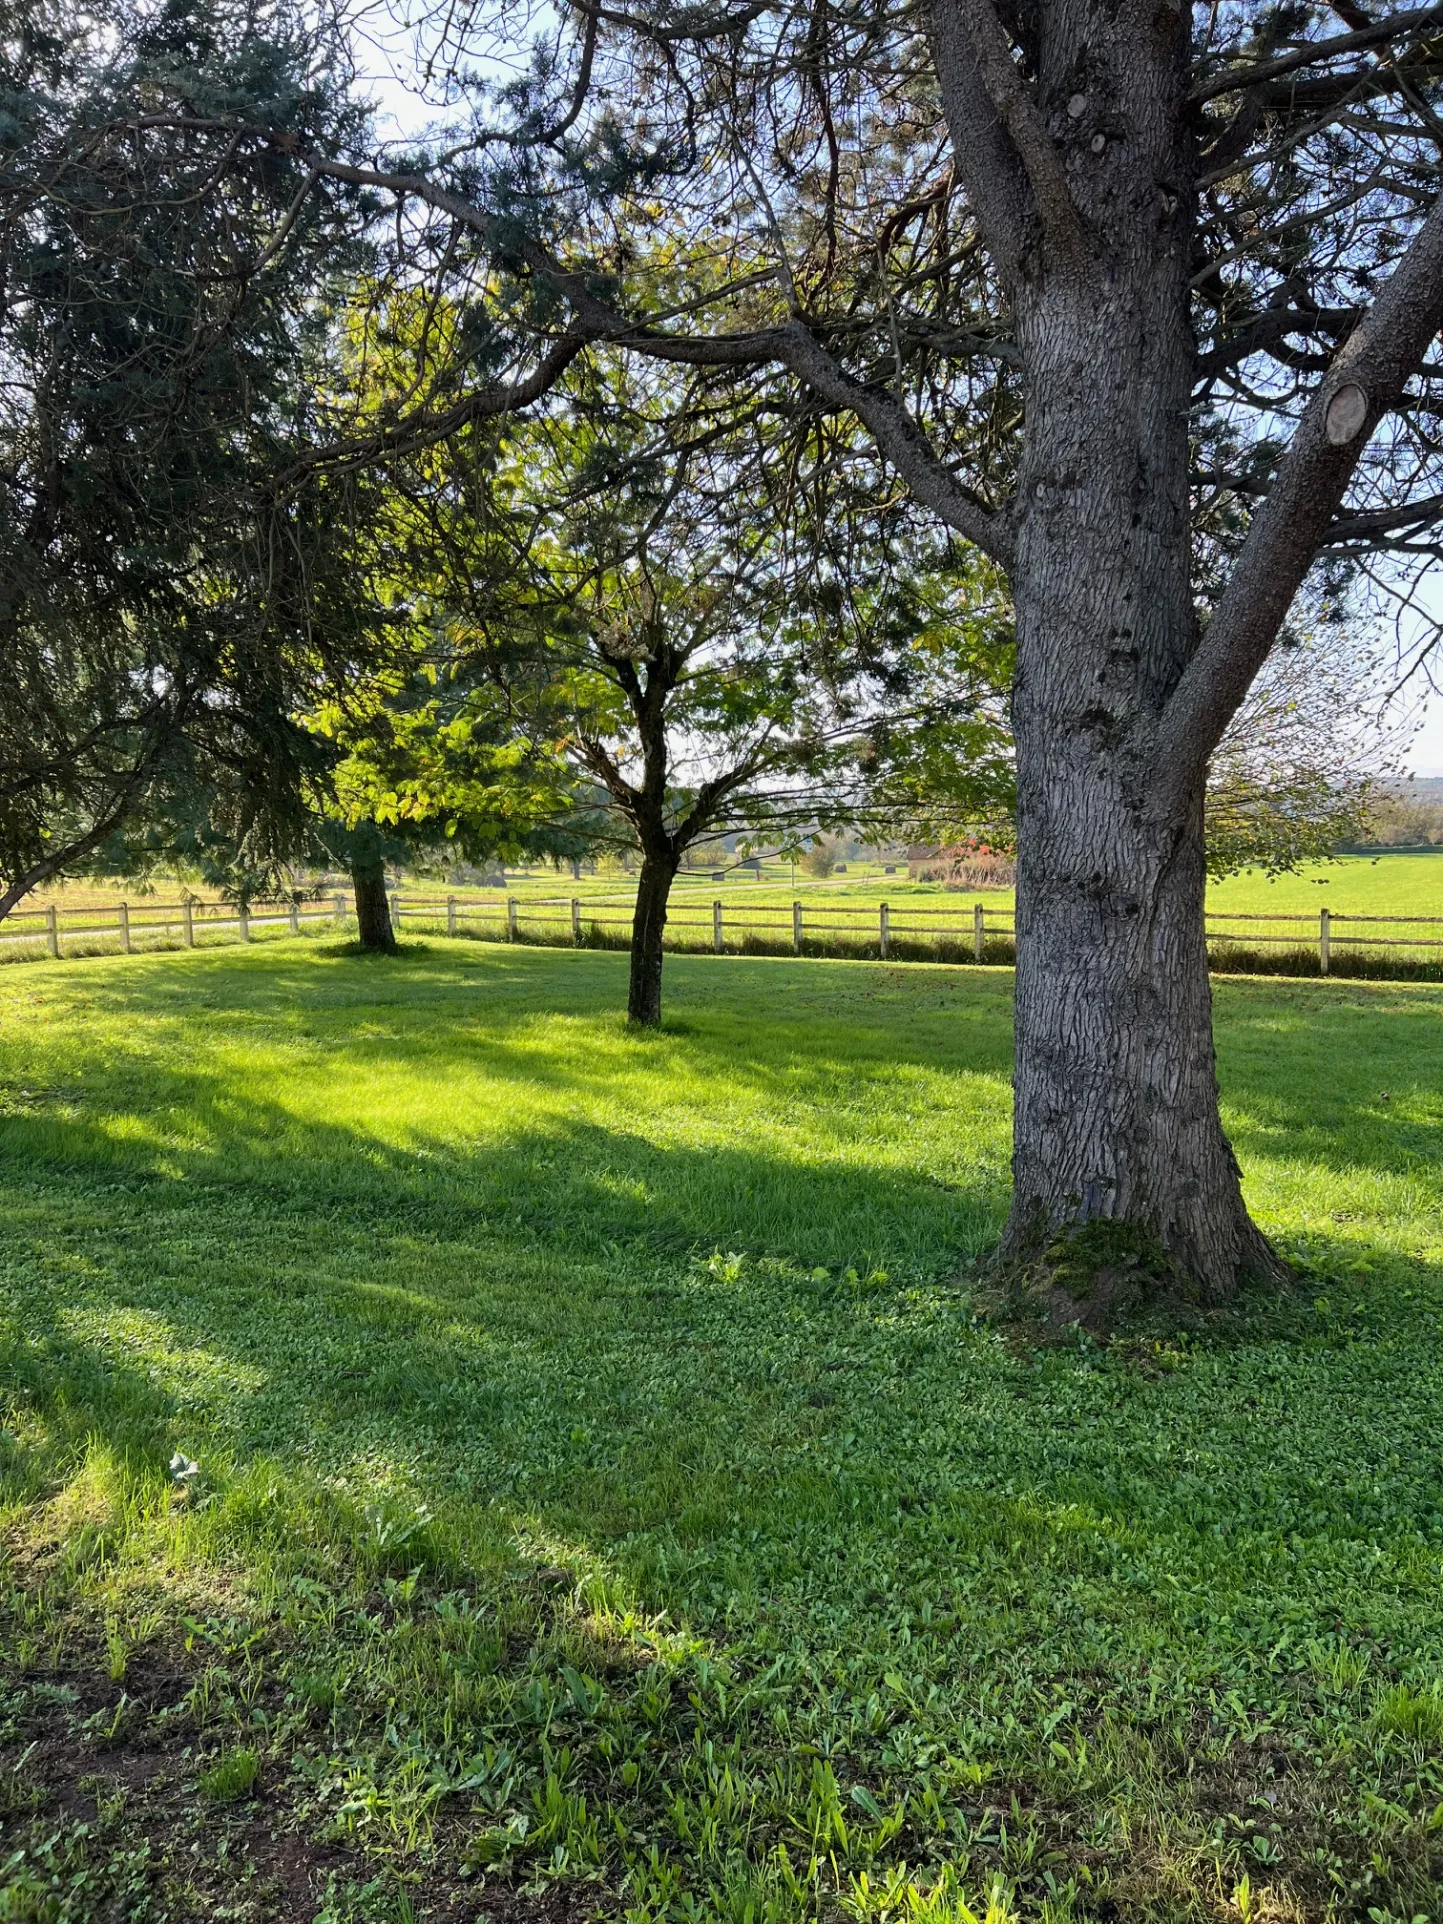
[981,1216,1296,1344]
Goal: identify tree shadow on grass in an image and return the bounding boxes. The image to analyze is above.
[1214,972,1443,1182]
[3,953,1442,1554]
[5,1036,1443,1560]
[9,945,1443,1917]
[18,937,1443,1185]
[8,975,1443,1919]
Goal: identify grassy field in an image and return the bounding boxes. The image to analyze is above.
[18,862,907,917]
[409,849,1443,917]
[3,940,1443,1923]
[22,849,1443,920]
[1207,852,1443,918]
[14,854,1443,983]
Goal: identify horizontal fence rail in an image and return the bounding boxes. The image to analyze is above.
[3,890,1443,979]
[0,894,350,958]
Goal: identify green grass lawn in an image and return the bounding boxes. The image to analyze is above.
[3,940,1443,1922]
[16,853,1443,978]
[407,854,1443,972]
[1207,851,1443,918]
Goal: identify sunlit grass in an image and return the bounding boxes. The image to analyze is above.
[3,940,1443,1920]
[1207,849,1443,917]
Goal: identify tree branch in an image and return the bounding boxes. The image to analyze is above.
[1325,487,1443,540]
[926,0,1036,285]
[1153,185,1443,806]
[0,768,156,923]
[1189,4,1443,105]
[941,0,1089,272]
[284,331,594,482]
[768,322,1014,564]
[118,122,1014,566]
[1195,303,1358,379]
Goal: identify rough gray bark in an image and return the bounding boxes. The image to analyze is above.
[984,5,1282,1293]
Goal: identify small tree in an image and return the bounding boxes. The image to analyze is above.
[800,839,839,878]
[380,373,1012,1021]
[313,667,591,952]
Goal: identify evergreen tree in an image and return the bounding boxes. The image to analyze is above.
[0,0,373,917]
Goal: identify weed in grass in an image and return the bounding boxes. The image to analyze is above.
[197,1746,260,1804]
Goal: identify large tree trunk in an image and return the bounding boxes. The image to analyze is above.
[351,850,397,954]
[1005,746,1279,1298]
[627,846,677,1025]
[998,24,1281,1300]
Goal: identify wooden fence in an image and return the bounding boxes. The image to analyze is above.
[0,894,350,958]
[2,890,1442,977]
[393,895,1443,975]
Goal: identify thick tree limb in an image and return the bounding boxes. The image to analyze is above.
[1153,186,1443,806]
[1325,487,1443,540]
[283,330,594,482]
[1195,303,1358,378]
[942,0,1088,271]
[926,0,1037,286]
[1232,51,1443,114]
[0,766,155,923]
[620,315,1014,557]
[766,324,1013,562]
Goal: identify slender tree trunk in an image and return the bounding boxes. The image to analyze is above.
[350,829,397,954]
[627,845,678,1025]
[997,25,1282,1300]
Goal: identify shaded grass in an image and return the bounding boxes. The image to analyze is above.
[2,942,1443,1921]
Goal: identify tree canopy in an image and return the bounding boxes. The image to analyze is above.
[0,0,375,917]
[340,342,1013,1014]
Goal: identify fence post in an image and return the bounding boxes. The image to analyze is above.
[288,899,300,936]
[389,892,399,931]
[792,900,803,954]
[182,897,195,948]
[333,892,345,924]
[572,898,582,946]
[447,894,457,936]
[974,901,985,964]
[118,902,131,955]
[45,903,58,959]
[238,901,250,943]
[713,900,724,954]
[879,902,890,959]
[1320,907,1331,976]
[508,896,519,941]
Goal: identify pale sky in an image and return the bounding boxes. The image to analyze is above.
[1407,699,1443,777]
